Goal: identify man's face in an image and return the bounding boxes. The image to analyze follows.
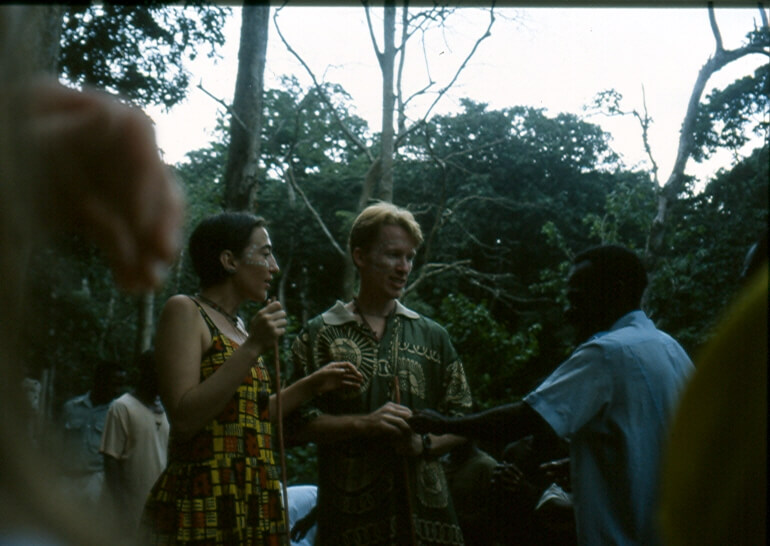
[355,224,417,301]
[565,260,604,340]
[105,369,128,400]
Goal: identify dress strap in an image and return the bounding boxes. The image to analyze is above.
[188,296,218,338]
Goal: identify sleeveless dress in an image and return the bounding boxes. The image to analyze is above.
[142,300,287,545]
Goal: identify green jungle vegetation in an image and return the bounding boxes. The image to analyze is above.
[22,5,768,483]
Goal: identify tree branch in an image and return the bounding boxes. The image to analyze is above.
[646,2,770,259]
[197,80,248,132]
[273,6,375,162]
[411,5,495,128]
[283,166,347,259]
[362,0,384,67]
[708,2,724,53]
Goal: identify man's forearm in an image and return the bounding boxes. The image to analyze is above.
[444,401,554,444]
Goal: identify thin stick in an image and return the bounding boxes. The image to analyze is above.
[393,375,418,546]
[274,339,290,536]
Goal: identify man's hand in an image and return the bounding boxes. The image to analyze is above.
[362,402,412,439]
[408,408,451,435]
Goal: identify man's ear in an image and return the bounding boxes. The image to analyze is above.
[352,247,366,269]
[220,249,237,273]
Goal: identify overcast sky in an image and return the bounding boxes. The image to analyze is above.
[148,5,767,185]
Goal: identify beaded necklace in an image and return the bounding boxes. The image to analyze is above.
[196,294,242,331]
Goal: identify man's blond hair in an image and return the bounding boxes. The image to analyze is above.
[348,201,423,254]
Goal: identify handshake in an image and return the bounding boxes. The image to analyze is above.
[408,408,455,435]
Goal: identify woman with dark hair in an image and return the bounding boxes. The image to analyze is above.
[142,211,362,545]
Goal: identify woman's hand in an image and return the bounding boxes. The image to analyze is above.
[245,300,287,352]
[311,361,363,395]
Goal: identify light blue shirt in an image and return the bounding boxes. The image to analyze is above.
[287,484,317,546]
[525,310,693,546]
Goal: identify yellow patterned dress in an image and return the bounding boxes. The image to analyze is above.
[142,301,287,545]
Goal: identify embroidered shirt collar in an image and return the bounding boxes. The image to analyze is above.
[322,299,419,325]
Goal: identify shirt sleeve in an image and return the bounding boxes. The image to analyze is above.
[285,329,324,436]
[524,342,612,440]
[437,328,473,417]
[99,400,128,459]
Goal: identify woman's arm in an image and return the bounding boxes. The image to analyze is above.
[156,296,283,440]
[269,361,363,423]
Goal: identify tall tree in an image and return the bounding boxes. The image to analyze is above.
[646,3,769,263]
[223,4,270,212]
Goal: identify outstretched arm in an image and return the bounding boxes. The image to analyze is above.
[409,401,556,446]
[269,361,363,424]
[292,401,413,445]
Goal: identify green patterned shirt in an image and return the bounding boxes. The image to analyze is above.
[289,300,472,545]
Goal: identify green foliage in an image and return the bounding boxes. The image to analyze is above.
[645,146,768,352]
[285,444,319,486]
[59,3,229,108]
[692,63,769,161]
[23,236,144,409]
[583,171,657,248]
[437,294,540,407]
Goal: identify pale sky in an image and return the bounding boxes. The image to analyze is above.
[148,5,768,186]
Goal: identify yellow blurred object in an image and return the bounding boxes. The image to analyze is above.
[659,263,767,545]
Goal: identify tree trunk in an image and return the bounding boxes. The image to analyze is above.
[135,292,154,355]
[377,0,396,203]
[5,5,64,74]
[223,4,269,212]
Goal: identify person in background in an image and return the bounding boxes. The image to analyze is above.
[287,484,318,546]
[57,360,127,510]
[490,436,575,545]
[441,440,498,545]
[141,212,363,545]
[100,350,169,539]
[410,245,694,545]
[288,202,472,545]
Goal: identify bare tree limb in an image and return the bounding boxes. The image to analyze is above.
[639,85,660,186]
[197,81,248,132]
[362,0,384,66]
[273,6,375,162]
[646,2,770,260]
[283,166,347,259]
[708,2,724,53]
[410,5,495,129]
[394,6,496,149]
[404,260,471,296]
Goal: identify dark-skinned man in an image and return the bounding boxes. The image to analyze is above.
[410,245,694,546]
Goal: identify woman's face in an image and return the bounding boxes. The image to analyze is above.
[234,226,279,301]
